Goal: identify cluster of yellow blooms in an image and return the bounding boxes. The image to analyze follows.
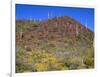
[26,49,67,71]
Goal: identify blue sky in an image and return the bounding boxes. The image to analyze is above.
[16,4,94,31]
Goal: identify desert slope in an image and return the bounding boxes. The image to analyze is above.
[16,16,94,73]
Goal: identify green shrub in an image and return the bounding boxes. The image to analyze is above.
[83,57,94,68]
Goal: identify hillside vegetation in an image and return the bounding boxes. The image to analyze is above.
[16,16,94,73]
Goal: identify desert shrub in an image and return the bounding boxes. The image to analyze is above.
[85,48,94,57]
[83,57,94,68]
[34,63,48,71]
[16,63,33,73]
[63,56,83,70]
[82,48,94,68]
[32,23,39,27]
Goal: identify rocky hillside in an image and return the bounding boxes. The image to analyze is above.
[16,16,94,73]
